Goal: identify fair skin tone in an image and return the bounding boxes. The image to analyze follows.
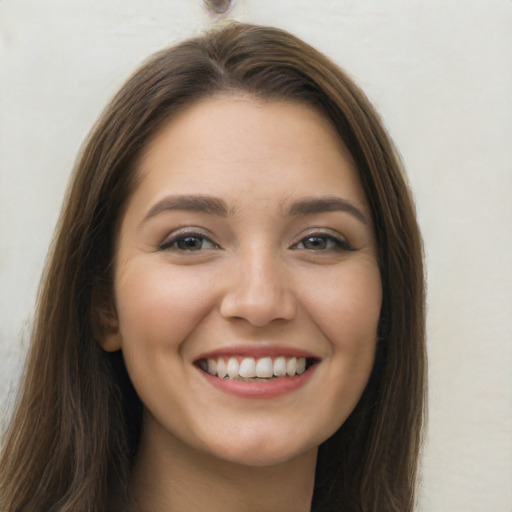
[102,95,382,512]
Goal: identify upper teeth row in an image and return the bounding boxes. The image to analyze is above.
[200,356,307,379]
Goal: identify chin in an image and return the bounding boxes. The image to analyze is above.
[213,442,316,468]
[194,422,325,469]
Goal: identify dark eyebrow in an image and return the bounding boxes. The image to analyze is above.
[287,195,369,224]
[143,194,229,221]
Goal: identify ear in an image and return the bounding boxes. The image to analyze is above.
[91,280,122,352]
[97,308,123,352]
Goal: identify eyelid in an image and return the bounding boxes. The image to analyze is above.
[290,228,353,251]
[159,227,220,251]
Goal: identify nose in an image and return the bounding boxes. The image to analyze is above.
[219,248,297,327]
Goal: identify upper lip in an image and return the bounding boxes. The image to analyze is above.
[194,344,321,362]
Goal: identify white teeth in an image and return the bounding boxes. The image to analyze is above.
[227,357,239,378]
[239,357,256,378]
[286,357,297,376]
[216,358,227,378]
[256,357,273,378]
[273,356,287,377]
[201,355,312,379]
[207,358,217,376]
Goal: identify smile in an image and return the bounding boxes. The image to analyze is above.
[194,346,321,398]
[198,355,317,381]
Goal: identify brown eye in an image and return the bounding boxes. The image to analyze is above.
[302,236,330,250]
[159,231,219,252]
[293,233,352,252]
[177,236,205,251]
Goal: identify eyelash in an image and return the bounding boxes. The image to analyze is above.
[159,229,219,252]
[291,232,353,252]
[159,229,352,253]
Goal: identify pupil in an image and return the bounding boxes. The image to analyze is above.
[305,237,326,250]
[179,237,201,250]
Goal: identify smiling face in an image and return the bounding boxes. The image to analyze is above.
[103,95,382,468]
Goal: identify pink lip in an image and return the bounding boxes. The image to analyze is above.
[194,344,319,361]
[198,365,317,398]
[194,344,320,399]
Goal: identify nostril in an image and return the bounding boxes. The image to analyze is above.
[218,258,297,326]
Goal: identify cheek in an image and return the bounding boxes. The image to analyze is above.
[302,260,382,421]
[114,260,216,352]
[112,261,217,418]
[305,260,382,350]
[302,265,382,435]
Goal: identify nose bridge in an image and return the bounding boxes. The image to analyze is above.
[219,243,296,326]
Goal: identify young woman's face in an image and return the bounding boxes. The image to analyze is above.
[106,95,382,467]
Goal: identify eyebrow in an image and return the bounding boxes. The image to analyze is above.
[143,194,229,221]
[143,193,368,225]
[287,196,369,224]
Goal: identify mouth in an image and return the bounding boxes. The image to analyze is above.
[196,355,319,382]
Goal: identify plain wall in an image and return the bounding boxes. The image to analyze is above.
[1,1,511,510]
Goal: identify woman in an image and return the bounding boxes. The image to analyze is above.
[0,23,426,512]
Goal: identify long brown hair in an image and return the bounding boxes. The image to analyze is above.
[0,23,426,512]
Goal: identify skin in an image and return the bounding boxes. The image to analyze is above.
[102,95,382,511]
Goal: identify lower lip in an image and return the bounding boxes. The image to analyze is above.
[198,366,317,398]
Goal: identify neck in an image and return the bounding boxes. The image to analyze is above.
[129,418,317,512]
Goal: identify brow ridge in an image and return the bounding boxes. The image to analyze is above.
[287,195,368,224]
[144,194,229,221]
[143,193,368,225]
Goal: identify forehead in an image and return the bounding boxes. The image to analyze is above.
[129,94,367,213]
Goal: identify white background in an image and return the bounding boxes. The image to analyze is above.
[1,1,511,510]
